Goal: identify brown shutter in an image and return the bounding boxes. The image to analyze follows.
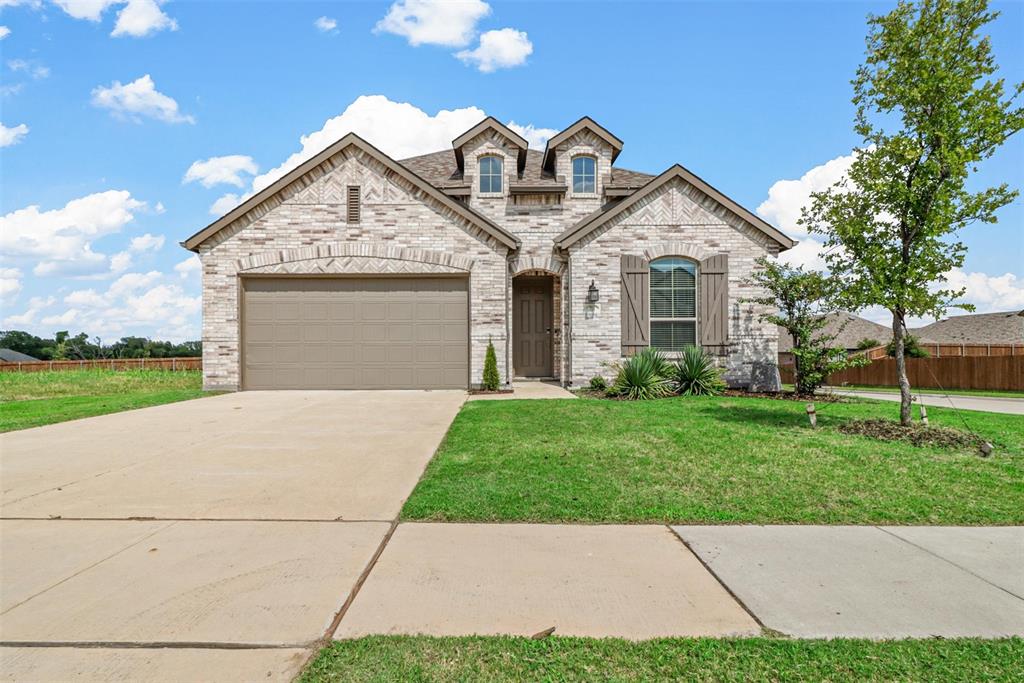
[620,255,649,356]
[700,253,729,353]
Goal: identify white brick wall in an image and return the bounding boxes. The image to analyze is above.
[196,129,782,392]
[199,147,509,391]
[567,177,780,390]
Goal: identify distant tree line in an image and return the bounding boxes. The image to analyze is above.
[0,330,201,361]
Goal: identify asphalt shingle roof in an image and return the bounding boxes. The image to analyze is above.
[911,310,1024,345]
[399,149,653,191]
[777,312,891,353]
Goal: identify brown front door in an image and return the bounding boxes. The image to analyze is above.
[513,276,553,377]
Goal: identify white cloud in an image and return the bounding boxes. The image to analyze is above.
[184,155,258,188]
[375,0,489,47]
[111,0,177,37]
[508,121,556,149]
[174,255,200,279]
[128,232,165,252]
[0,190,146,277]
[456,28,531,72]
[757,152,858,237]
[0,267,22,300]
[0,26,11,39]
[7,58,49,79]
[1,83,24,96]
[314,16,337,33]
[3,295,55,327]
[52,0,118,21]
[46,271,200,341]
[209,193,240,216]
[109,250,132,273]
[41,308,78,326]
[91,74,194,124]
[777,237,829,272]
[0,121,28,147]
[944,268,1024,312]
[250,95,488,193]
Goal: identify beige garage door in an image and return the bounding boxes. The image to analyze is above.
[242,277,468,390]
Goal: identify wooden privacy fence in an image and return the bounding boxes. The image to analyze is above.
[861,343,1023,360]
[0,357,201,373]
[781,355,1024,391]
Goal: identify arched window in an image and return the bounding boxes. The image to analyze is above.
[479,156,503,193]
[649,257,698,350]
[572,156,596,193]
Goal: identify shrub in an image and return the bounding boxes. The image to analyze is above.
[856,337,882,351]
[609,347,672,400]
[482,339,500,391]
[886,335,930,359]
[670,346,726,396]
[589,375,607,391]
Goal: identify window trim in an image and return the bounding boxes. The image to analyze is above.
[478,155,504,195]
[571,155,597,195]
[648,256,699,352]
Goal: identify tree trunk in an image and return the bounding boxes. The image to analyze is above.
[891,311,912,425]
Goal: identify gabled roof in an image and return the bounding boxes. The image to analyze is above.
[778,312,892,352]
[451,116,528,174]
[542,116,623,171]
[182,133,521,252]
[0,348,39,363]
[911,309,1024,345]
[554,164,796,250]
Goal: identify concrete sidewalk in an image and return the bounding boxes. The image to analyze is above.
[469,380,577,400]
[829,389,1024,415]
[673,525,1024,638]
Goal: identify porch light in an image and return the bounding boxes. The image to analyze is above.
[587,280,600,303]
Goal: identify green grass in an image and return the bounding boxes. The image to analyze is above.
[401,396,1024,525]
[301,636,1024,682]
[0,369,207,432]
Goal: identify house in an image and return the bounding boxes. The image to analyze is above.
[911,309,1024,346]
[777,311,891,365]
[183,116,795,391]
[0,349,39,363]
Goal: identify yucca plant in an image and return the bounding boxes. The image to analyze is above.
[671,346,726,396]
[609,347,672,400]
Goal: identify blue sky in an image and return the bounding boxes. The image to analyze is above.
[1,0,1022,341]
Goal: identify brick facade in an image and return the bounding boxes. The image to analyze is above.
[194,122,785,392]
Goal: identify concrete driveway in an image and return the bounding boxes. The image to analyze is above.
[0,390,465,681]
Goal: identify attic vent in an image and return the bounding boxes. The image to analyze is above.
[346,186,361,223]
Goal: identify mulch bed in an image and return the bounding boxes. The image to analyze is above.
[837,418,978,449]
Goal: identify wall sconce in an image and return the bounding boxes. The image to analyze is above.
[587,280,600,303]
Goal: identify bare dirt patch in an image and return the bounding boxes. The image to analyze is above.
[837,418,978,449]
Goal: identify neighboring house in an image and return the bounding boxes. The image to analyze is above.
[777,312,891,365]
[911,309,1024,345]
[0,348,40,363]
[183,116,795,391]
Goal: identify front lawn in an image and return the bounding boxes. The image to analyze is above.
[0,369,207,432]
[402,396,1024,525]
[302,636,1024,682]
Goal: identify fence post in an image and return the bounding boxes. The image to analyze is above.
[172,358,176,371]
[141,357,145,369]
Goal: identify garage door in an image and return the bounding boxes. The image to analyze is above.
[242,277,468,390]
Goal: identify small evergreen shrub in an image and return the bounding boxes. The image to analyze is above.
[670,346,726,396]
[856,337,882,351]
[886,335,930,358]
[609,347,672,400]
[482,339,500,391]
[589,375,607,391]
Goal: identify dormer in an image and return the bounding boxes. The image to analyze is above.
[451,117,529,201]
[542,117,623,199]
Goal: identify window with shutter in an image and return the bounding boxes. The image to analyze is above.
[699,253,729,352]
[649,257,698,351]
[346,186,360,223]
[620,255,649,356]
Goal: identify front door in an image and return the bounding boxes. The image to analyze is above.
[513,276,553,377]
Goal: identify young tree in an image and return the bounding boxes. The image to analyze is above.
[745,258,861,395]
[801,0,1023,424]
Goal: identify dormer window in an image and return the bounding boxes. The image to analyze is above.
[572,156,596,194]
[479,156,503,193]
